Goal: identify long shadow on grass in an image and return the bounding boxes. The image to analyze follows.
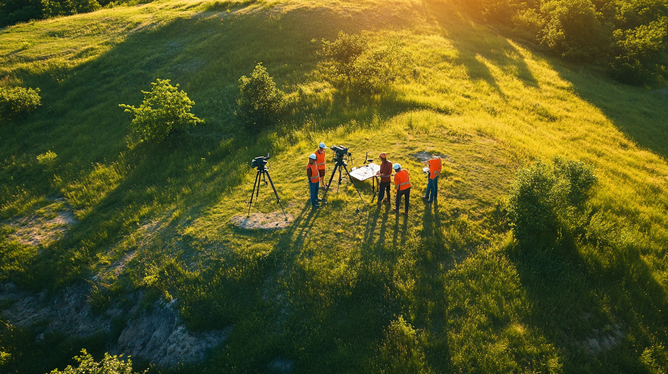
[509,235,668,372]
[555,67,668,160]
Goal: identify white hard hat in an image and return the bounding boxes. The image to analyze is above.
[319,142,328,149]
[393,163,401,170]
[309,153,317,160]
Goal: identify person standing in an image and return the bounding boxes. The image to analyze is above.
[423,155,442,203]
[307,153,320,208]
[315,142,328,189]
[392,163,411,215]
[375,152,393,205]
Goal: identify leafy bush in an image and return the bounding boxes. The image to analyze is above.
[0,86,41,121]
[369,316,430,373]
[320,31,408,94]
[36,150,58,166]
[506,156,597,243]
[237,63,287,130]
[49,349,145,374]
[539,0,610,61]
[120,79,202,144]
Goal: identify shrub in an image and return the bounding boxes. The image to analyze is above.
[0,86,41,121]
[539,0,610,61]
[610,18,668,84]
[119,79,202,144]
[49,349,146,374]
[320,32,408,94]
[506,156,597,243]
[36,150,58,166]
[370,316,430,373]
[237,63,287,130]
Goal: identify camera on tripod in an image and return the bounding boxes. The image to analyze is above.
[331,145,350,161]
[252,154,270,168]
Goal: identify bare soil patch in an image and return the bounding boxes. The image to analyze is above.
[8,199,76,247]
[231,212,294,230]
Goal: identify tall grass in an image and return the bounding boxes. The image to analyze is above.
[1,0,667,372]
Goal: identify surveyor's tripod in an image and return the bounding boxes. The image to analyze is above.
[321,156,366,213]
[247,164,288,220]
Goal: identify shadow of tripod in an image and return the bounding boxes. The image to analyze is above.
[247,155,288,220]
[321,149,366,213]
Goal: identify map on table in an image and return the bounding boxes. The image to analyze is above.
[349,163,380,181]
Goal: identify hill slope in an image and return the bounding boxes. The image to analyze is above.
[1,0,668,372]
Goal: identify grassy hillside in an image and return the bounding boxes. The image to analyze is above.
[1,0,668,372]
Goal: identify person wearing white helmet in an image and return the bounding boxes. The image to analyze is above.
[392,163,411,215]
[307,153,321,208]
[315,142,328,189]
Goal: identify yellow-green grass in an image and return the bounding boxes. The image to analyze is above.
[1,0,668,372]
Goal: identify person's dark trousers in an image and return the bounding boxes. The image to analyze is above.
[396,188,410,213]
[309,181,319,206]
[378,181,391,202]
[425,176,438,202]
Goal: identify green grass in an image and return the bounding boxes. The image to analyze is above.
[1,0,668,372]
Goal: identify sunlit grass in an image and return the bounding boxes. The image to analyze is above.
[1,0,668,372]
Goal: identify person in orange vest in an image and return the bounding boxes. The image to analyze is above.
[315,142,328,189]
[422,155,442,203]
[375,152,393,205]
[392,163,411,215]
[307,153,321,208]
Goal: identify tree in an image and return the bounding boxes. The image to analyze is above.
[119,79,202,144]
[49,349,146,374]
[237,63,287,130]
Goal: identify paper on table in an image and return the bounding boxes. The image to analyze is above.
[349,163,381,181]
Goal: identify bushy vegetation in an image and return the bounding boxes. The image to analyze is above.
[49,349,145,374]
[461,0,668,83]
[506,157,597,243]
[120,79,202,145]
[237,63,288,130]
[0,86,41,121]
[319,31,408,94]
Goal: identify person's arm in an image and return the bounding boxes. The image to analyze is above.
[307,167,312,179]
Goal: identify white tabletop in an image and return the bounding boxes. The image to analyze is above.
[349,163,381,181]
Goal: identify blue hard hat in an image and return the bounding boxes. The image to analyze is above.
[319,142,327,149]
[393,163,401,170]
[309,153,317,160]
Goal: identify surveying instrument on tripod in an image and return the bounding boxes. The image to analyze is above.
[247,153,288,220]
[320,145,366,213]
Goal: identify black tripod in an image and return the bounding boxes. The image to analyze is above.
[321,155,366,213]
[247,161,288,220]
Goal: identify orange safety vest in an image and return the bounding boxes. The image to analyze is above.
[315,150,326,170]
[394,169,411,191]
[307,162,320,183]
[428,158,442,180]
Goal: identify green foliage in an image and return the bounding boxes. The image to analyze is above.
[371,316,431,374]
[0,350,9,366]
[36,150,58,166]
[119,79,202,144]
[611,17,668,84]
[237,63,287,130]
[506,157,597,243]
[320,32,407,93]
[49,349,145,374]
[0,86,41,121]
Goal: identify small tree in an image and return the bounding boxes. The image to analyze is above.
[49,349,146,374]
[238,63,287,130]
[506,156,597,243]
[320,31,408,94]
[0,86,41,121]
[119,79,202,144]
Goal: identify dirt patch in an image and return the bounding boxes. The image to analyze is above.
[409,151,453,163]
[114,299,230,367]
[8,199,76,247]
[231,212,294,230]
[578,324,624,355]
